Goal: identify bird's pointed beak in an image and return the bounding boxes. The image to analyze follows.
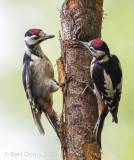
[78,41,89,49]
[44,34,55,40]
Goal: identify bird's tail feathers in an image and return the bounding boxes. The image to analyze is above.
[44,110,60,138]
[111,111,118,123]
[94,109,108,148]
[31,108,45,135]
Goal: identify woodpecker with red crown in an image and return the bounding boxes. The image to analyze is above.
[22,29,60,136]
[79,39,122,147]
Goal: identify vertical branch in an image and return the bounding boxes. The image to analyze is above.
[57,0,104,159]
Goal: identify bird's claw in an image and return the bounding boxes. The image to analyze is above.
[79,81,94,95]
[60,75,74,95]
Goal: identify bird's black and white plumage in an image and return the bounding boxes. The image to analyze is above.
[22,29,60,136]
[79,39,122,147]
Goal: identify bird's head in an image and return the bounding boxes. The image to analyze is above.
[24,29,55,48]
[79,39,110,60]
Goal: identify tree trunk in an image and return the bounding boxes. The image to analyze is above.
[57,0,104,159]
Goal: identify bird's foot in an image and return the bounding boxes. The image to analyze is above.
[79,81,95,95]
[60,75,74,95]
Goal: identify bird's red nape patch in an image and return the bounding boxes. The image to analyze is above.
[91,39,104,47]
[29,29,41,35]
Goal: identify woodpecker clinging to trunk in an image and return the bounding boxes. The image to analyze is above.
[79,39,122,147]
[22,29,60,136]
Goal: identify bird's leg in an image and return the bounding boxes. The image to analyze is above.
[79,81,95,95]
[60,75,74,95]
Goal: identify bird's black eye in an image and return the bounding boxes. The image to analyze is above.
[34,36,39,40]
[31,35,39,40]
[89,47,94,52]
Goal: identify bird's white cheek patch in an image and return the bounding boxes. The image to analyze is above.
[96,50,105,58]
[25,36,36,45]
[99,55,109,63]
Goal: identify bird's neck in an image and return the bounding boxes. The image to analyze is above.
[92,55,110,64]
[97,55,110,63]
[25,44,45,60]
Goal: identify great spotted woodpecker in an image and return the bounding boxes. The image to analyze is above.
[22,29,60,136]
[79,39,122,147]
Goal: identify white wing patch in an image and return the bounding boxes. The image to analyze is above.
[117,61,122,97]
[103,70,115,97]
[102,70,116,108]
[117,80,122,93]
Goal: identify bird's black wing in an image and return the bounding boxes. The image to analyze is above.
[22,60,45,135]
[109,55,122,121]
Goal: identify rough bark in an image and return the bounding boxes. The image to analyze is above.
[57,0,103,159]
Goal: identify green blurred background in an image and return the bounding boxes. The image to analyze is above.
[0,0,134,160]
